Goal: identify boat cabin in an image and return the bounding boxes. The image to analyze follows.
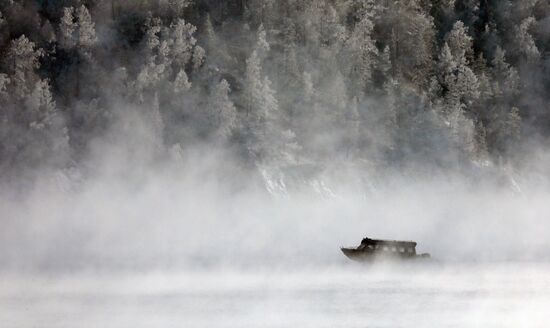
[358,237,417,256]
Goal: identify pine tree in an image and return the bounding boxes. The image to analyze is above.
[192,45,205,70]
[343,8,378,96]
[382,0,436,87]
[490,46,519,98]
[173,69,191,93]
[76,5,98,52]
[255,24,270,59]
[444,21,473,65]
[171,18,197,68]
[513,17,540,62]
[144,16,163,57]
[6,35,44,100]
[437,40,479,113]
[59,7,76,49]
[210,79,237,141]
[244,50,264,117]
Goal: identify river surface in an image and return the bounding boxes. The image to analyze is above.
[1,263,549,327]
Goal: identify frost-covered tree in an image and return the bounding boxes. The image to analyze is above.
[244,50,264,118]
[76,5,98,52]
[0,0,546,179]
[445,21,473,65]
[209,79,237,141]
[173,69,191,93]
[437,42,479,112]
[490,47,520,98]
[485,47,522,155]
[192,45,205,70]
[255,24,270,60]
[59,7,76,49]
[58,5,97,55]
[5,35,44,100]
[383,0,436,87]
[0,34,69,173]
[342,8,378,96]
[512,17,540,62]
[170,18,197,68]
[56,5,98,98]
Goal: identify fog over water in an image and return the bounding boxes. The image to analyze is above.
[3,139,550,271]
[2,138,550,326]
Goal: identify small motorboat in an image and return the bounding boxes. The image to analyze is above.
[341,237,430,262]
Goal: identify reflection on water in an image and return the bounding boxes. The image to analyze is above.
[1,263,549,327]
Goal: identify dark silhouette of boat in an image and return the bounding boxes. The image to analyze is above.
[341,237,430,261]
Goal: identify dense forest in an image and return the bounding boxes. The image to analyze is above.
[0,0,549,186]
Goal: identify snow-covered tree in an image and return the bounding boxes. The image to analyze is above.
[173,69,191,93]
[5,35,44,100]
[144,16,163,57]
[490,46,519,98]
[342,8,378,96]
[437,40,479,112]
[58,5,97,55]
[380,0,435,86]
[484,47,522,155]
[209,79,237,140]
[59,7,76,49]
[244,50,264,117]
[26,79,56,121]
[445,21,473,65]
[512,17,540,62]
[255,24,270,59]
[76,5,98,52]
[192,45,205,70]
[170,18,197,68]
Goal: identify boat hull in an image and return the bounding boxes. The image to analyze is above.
[341,247,429,262]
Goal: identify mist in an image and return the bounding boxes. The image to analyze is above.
[2,119,550,271]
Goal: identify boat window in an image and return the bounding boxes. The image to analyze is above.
[367,245,374,250]
[399,247,405,253]
[391,246,397,252]
[383,246,388,251]
[408,248,414,253]
[375,245,379,249]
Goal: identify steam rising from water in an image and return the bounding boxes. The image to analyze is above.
[2,121,550,272]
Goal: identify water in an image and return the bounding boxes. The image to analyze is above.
[2,262,549,327]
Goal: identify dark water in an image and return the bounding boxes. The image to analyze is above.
[1,263,549,327]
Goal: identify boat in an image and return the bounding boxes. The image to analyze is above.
[341,237,430,262]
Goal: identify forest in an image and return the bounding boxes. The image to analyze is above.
[0,0,549,188]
